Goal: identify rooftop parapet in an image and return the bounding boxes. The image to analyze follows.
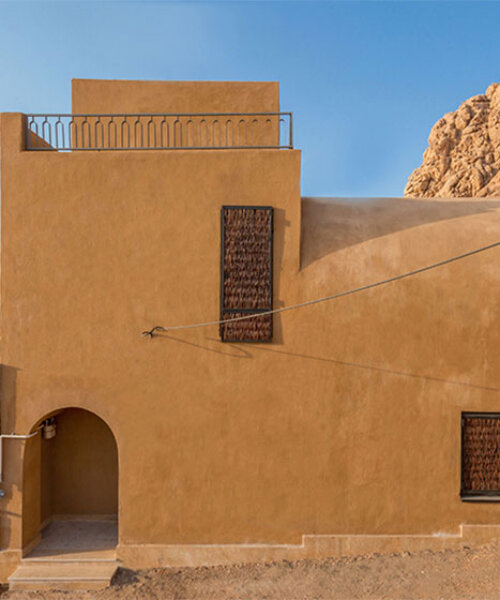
[72,80,280,114]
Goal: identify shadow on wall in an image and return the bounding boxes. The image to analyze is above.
[301,197,500,268]
[270,208,287,345]
[245,344,500,394]
[147,335,499,394]
[1,365,19,437]
[0,365,21,550]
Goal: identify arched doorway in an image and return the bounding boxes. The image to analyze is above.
[22,408,118,555]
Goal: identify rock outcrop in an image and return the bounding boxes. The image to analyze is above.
[405,83,500,197]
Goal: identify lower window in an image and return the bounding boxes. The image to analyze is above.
[461,412,500,500]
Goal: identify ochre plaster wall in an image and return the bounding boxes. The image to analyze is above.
[0,111,301,550]
[0,81,499,560]
[72,79,280,114]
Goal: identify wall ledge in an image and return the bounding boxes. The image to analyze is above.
[116,524,500,569]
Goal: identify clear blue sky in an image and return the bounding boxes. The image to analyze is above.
[1,0,500,196]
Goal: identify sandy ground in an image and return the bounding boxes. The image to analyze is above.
[3,542,500,599]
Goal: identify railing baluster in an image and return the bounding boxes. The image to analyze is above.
[264,118,272,148]
[173,118,182,148]
[97,117,103,149]
[225,119,233,148]
[121,117,130,149]
[27,118,38,149]
[147,117,155,149]
[108,117,116,148]
[134,116,143,149]
[42,117,51,148]
[199,119,207,147]
[82,117,91,149]
[55,117,65,150]
[250,118,259,147]
[160,118,169,148]
[279,118,285,150]
[186,119,194,148]
[212,119,220,147]
[238,119,246,147]
[69,118,77,149]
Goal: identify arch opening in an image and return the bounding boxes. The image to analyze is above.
[22,408,118,555]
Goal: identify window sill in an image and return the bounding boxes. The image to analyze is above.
[461,495,500,502]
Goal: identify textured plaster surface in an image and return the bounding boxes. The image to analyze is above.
[0,82,499,573]
[71,79,280,114]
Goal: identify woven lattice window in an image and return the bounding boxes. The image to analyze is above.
[220,206,273,342]
[462,413,500,498]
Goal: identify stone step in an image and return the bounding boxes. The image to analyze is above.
[8,560,118,591]
[23,557,117,566]
[26,547,117,561]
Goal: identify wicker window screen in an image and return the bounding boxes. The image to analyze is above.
[220,206,273,342]
[462,413,500,498]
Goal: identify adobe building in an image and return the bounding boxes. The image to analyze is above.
[0,79,499,589]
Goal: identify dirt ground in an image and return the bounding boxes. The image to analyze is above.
[3,542,500,599]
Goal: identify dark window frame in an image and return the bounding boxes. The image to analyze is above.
[461,412,500,502]
[220,205,274,343]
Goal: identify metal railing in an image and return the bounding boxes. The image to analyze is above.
[24,113,293,151]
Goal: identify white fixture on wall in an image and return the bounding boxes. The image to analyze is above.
[0,429,40,485]
[42,418,57,440]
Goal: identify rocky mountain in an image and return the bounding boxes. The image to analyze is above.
[405,83,500,197]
